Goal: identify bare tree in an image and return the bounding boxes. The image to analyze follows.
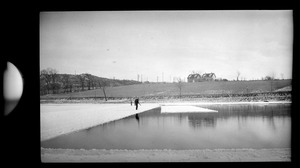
[269,72,277,92]
[236,71,241,81]
[265,76,272,80]
[270,72,276,80]
[98,79,108,101]
[61,74,71,93]
[92,76,97,89]
[40,68,59,94]
[40,75,48,95]
[84,73,94,90]
[77,74,86,91]
[40,69,52,94]
[175,77,184,99]
[48,68,59,93]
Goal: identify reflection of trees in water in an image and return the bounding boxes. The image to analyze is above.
[137,107,163,127]
[199,104,290,119]
[187,113,217,128]
[126,105,290,130]
[263,106,277,130]
[188,104,290,130]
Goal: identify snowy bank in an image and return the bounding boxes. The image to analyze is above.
[161,105,218,113]
[160,101,291,106]
[41,148,291,162]
[41,103,160,141]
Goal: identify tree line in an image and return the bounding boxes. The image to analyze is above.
[40,68,141,98]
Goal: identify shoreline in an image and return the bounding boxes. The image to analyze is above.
[41,147,291,162]
[40,91,291,104]
[41,100,292,105]
[40,98,291,104]
[160,101,291,105]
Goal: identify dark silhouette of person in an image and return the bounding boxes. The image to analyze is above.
[134,98,141,110]
[135,113,140,127]
[135,113,139,120]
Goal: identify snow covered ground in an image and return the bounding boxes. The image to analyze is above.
[41,103,160,141]
[160,101,291,106]
[41,148,290,162]
[161,105,218,113]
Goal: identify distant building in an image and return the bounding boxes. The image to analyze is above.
[202,73,216,81]
[187,73,202,83]
[187,72,216,82]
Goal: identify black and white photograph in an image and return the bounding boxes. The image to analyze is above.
[39,10,293,162]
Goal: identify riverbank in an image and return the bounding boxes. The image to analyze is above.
[40,91,291,104]
[41,148,291,162]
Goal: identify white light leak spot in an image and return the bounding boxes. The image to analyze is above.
[3,62,23,115]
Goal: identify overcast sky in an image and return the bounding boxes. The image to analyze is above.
[40,10,293,82]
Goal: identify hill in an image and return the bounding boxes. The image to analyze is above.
[59,74,141,87]
[40,73,142,95]
[41,79,292,100]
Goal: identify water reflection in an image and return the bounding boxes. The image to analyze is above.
[200,104,290,132]
[135,113,140,121]
[188,114,216,128]
[135,113,140,127]
[41,104,291,150]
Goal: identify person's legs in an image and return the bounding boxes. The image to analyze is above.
[136,104,138,110]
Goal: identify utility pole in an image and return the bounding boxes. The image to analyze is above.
[94,87,96,99]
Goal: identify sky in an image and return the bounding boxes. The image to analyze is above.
[40,10,293,82]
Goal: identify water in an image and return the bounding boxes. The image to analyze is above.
[41,104,291,150]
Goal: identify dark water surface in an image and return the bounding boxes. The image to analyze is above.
[41,104,291,150]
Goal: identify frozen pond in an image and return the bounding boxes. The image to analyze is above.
[41,104,291,150]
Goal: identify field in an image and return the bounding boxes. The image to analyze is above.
[41,80,292,100]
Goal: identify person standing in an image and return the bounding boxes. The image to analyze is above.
[134,98,141,110]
